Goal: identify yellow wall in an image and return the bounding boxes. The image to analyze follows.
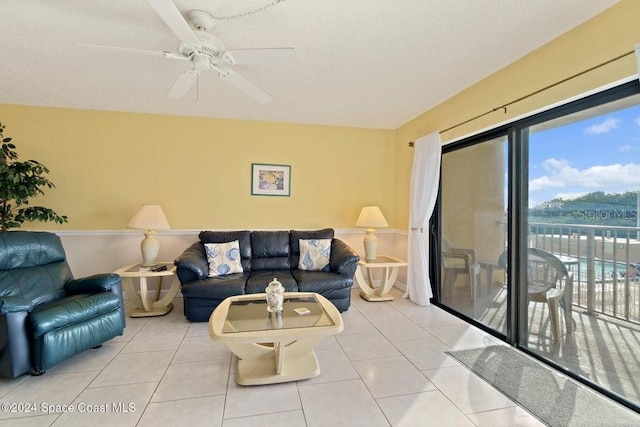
[2,1,639,233]
[0,105,395,230]
[394,0,640,229]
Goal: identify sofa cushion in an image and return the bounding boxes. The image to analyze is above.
[245,270,298,294]
[205,241,243,277]
[34,310,124,372]
[250,231,291,271]
[290,229,334,268]
[29,292,122,339]
[180,273,249,300]
[0,263,74,308]
[0,231,67,271]
[298,239,332,271]
[199,231,252,271]
[292,270,353,293]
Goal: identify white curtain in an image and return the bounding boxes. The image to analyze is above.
[403,132,442,305]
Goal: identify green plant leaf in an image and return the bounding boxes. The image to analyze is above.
[0,123,67,231]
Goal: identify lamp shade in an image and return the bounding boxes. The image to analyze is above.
[355,206,388,228]
[127,204,171,230]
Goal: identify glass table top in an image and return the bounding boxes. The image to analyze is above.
[119,262,175,274]
[366,256,397,264]
[222,295,335,333]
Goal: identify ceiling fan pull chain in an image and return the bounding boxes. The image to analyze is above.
[212,0,288,20]
[196,72,200,106]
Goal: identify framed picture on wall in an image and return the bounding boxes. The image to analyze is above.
[251,163,291,196]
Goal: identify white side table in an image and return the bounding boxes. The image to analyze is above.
[114,262,180,317]
[355,255,408,301]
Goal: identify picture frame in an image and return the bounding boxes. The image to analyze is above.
[251,163,291,196]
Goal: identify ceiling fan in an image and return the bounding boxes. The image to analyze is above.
[81,0,297,104]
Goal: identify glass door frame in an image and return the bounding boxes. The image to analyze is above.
[435,129,511,341]
[433,79,640,412]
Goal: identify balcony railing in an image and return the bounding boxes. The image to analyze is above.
[529,222,640,324]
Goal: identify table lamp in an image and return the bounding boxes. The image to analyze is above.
[355,206,388,262]
[127,204,171,268]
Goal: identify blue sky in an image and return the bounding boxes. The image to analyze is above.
[528,100,640,207]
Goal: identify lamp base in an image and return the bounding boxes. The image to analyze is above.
[363,228,378,262]
[140,230,160,268]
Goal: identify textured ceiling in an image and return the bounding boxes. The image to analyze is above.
[0,0,621,129]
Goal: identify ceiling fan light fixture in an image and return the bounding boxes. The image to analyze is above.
[193,55,211,72]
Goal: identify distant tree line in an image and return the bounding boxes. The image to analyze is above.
[529,191,639,238]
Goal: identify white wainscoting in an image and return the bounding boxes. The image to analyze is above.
[56,229,408,290]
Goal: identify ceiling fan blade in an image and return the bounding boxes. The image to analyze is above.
[78,43,185,59]
[218,69,272,104]
[146,0,199,45]
[227,48,298,65]
[167,70,198,99]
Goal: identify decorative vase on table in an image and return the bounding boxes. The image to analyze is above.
[265,277,284,312]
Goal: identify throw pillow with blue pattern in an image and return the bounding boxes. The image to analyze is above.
[205,240,243,277]
[298,238,332,271]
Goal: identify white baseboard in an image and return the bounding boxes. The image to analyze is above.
[393,281,407,292]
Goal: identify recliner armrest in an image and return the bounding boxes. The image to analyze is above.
[0,296,34,314]
[330,239,360,276]
[175,242,209,283]
[65,273,122,295]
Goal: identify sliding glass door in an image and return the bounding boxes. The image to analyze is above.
[440,135,508,336]
[437,81,640,411]
[524,92,640,406]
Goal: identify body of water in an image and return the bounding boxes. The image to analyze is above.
[571,257,639,282]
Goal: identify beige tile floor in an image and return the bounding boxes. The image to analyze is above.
[0,287,628,426]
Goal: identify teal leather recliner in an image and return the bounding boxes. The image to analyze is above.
[0,231,125,377]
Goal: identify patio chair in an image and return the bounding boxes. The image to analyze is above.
[497,248,574,343]
[441,237,481,303]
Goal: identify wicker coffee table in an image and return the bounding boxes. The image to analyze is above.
[209,292,343,385]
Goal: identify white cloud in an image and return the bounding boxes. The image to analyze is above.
[635,116,640,127]
[529,157,640,191]
[620,145,632,153]
[530,175,564,191]
[585,117,620,135]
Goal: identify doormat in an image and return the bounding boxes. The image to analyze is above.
[447,345,639,426]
